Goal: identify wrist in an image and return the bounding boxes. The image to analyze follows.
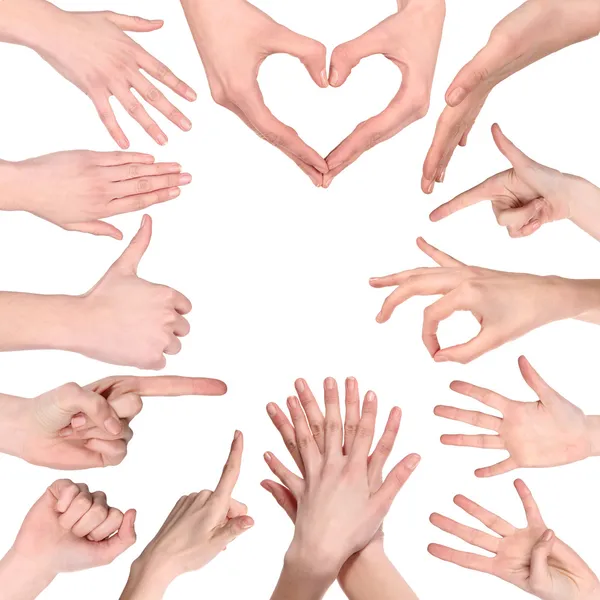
[0,160,29,211]
[0,394,30,459]
[120,554,176,600]
[585,416,600,458]
[284,543,341,585]
[0,548,56,600]
[0,0,65,50]
[338,539,386,586]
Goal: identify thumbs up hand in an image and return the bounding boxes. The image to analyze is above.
[80,214,191,369]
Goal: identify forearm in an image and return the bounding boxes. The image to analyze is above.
[119,556,175,600]
[0,0,64,49]
[270,554,335,600]
[0,292,90,354]
[0,160,28,212]
[0,549,55,600]
[338,543,418,600]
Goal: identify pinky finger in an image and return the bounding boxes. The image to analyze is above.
[63,220,123,240]
[92,95,129,149]
[475,457,517,478]
[107,187,181,216]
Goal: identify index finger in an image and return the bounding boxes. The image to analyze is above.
[89,376,228,398]
[213,431,243,501]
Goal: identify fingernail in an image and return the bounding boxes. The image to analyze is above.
[59,427,73,438]
[168,187,181,198]
[264,452,273,463]
[287,396,298,410]
[365,391,375,403]
[179,173,192,185]
[369,277,379,284]
[439,169,446,183]
[234,430,241,440]
[266,403,277,417]
[185,89,198,102]
[543,530,554,542]
[346,377,356,390]
[329,68,339,86]
[295,379,305,393]
[320,69,329,87]
[530,219,541,231]
[376,312,384,323]
[426,180,434,194]
[181,117,192,131]
[119,138,130,149]
[325,377,335,390]
[241,517,254,529]
[72,415,87,428]
[167,163,182,173]
[105,418,122,435]
[406,454,421,470]
[447,87,466,106]
[157,133,168,146]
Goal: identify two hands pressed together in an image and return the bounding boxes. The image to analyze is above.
[1,0,600,598]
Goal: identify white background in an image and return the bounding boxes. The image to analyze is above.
[1,0,599,598]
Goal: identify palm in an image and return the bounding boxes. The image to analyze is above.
[495,526,547,588]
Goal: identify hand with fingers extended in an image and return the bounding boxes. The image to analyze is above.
[121,431,253,600]
[0,479,136,600]
[0,374,226,470]
[370,237,600,364]
[430,124,600,241]
[435,355,600,477]
[422,0,600,193]
[0,151,191,239]
[264,378,420,599]
[429,480,600,600]
[323,0,445,188]
[0,1,196,147]
[264,377,419,600]
[180,0,329,187]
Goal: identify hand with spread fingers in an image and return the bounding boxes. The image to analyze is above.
[0,479,136,599]
[265,378,420,600]
[0,0,196,147]
[121,431,253,600]
[181,0,329,187]
[429,480,600,600]
[322,0,445,188]
[435,356,600,477]
[429,124,600,241]
[0,214,194,369]
[0,152,191,239]
[0,374,226,470]
[422,0,600,193]
[370,237,600,364]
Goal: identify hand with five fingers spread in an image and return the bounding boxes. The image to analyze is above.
[370,238,600,363]
[323,0,445,188]
[265,378,420,599]
[429,480,600,600]
[0,479,136,600]
[422,0,600,193]
[120,431,253,600]
[435,355,600,477]
[430,124,600,241]
[264,377,419,600]
[0,375,226,470]
[180,0,329,187]
[0,0,196,147]
[0,152,191,239]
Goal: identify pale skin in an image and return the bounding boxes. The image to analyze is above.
[0,479,136,600]
[422,0,600,193]
[435,355,600,477]
[323,0,445,188]
[370,237,600,364]
[120,431,253,600]
[0,152,191,239]
[0,0,196,147]
[180,0,329,187]
[429,124,600,242]
[429,480,600,600]
[265,378,420,600]
[0,214,194,369]
[0,375,226,470]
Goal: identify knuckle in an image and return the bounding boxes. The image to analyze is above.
[285,439,298,454]
[136,178,151,193]
[128,164,140,178]
[356,426,371,439]
[297,436,311,450]
[210,86,228,107]
[156,62,171,79]
[127,101,141,116]
[59,382,82,397]
[145,86,161,103]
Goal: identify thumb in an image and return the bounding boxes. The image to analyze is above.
[102,11,164,32]
[261,480,297,522]
[492,123,538,172]
[416,237,466,267]
[518,356,555,401]
[269,27,328,88]
[329,27,383,87]
[55,383,123,436]
[113,214,152,273]
[101,509,137,563]
[530,529,555,595]
[64,220,123,240]
[216,515,255,546]
[495,200,543,229]
[374,454,420,514]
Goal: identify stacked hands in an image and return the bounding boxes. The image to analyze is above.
[2,0,600,598]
